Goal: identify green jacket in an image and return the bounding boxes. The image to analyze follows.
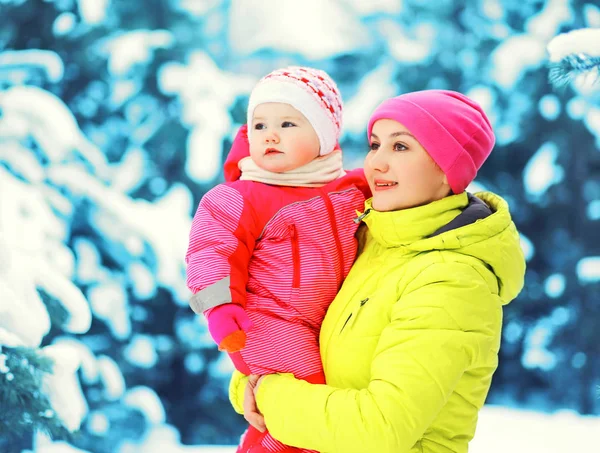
[230,192,526,453]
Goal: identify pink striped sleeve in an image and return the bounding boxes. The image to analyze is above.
[185,184,257,314]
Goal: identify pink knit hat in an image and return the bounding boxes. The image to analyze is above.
[247,66,343,156]
[367,90,495,194]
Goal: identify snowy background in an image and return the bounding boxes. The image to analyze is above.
[0,0,599,452]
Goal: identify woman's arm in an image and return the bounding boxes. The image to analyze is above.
[229,369,248,415]
[252,262,501,453]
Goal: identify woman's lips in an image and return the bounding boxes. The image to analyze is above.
[373,179,398,192]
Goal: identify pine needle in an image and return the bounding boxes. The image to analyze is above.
[548,53,600,89]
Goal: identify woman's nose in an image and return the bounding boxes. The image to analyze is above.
[369,150,389,172]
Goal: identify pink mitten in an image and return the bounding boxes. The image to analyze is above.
[205,303,253,352]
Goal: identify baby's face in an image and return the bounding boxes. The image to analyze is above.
[249,103,320,173]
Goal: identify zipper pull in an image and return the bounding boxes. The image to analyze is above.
[353,209,371,224]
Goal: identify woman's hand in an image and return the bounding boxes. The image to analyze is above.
[244,374,266,432]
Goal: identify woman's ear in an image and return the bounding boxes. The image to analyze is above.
[441,174,452,196]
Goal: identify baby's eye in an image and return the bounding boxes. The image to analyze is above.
[282,121,296,128]
[254,123,266,130]
[369,142,380,151]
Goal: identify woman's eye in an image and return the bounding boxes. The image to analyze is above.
[369,143,380,151]
[394,143,408,152]
[254,123,266,130]
[282,121,296,127]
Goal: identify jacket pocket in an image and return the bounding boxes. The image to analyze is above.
[339,313,352,334]
[289,224,300,289]
[339,297,369,334]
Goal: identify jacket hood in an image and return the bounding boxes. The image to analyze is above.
[360,191,526,305]
[223,125,250,182]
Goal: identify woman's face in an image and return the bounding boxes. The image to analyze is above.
[365,119,451,212]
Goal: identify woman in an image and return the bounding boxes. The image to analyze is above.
[229,90,526,453]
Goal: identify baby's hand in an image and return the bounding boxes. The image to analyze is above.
[205,303,253,352]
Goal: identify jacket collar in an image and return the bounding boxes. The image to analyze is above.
[358,192,471,248]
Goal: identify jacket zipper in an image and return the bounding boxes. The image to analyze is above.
[289,224,301,289]
[320,191,344,288]
[353,208,371,224]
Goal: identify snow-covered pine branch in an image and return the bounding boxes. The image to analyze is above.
[547,27,600,90]
[0,346,70,444]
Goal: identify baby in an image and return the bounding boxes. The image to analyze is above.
[186,67,370,453]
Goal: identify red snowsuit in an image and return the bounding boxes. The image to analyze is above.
[185,126,370,452]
